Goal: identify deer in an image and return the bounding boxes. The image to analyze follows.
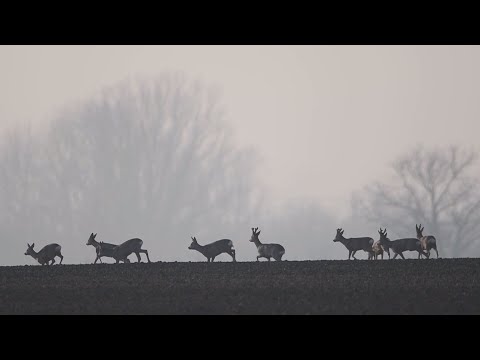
[416,224,439,259]
[333,228,374,260]
[377,227,428,259]
[370,239,389,260]
[24,243,63,265]
[249,227,285,261]
[188,236,236,262]
[86,233,130,264]
[109,238,151,264]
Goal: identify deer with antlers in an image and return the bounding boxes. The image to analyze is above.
[333,228,374,260]
[249,227,285,261]
[377,227,427,259]
[416,224,439,259]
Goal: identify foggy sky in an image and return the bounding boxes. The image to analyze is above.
[1,45,480,219]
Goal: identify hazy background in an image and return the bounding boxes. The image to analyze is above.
[1,45,480,265]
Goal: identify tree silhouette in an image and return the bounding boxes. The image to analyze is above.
[352,146,480,257]
[0,73,262,264]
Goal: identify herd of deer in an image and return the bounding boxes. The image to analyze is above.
[333,224,439,260]
[23,224,438,266]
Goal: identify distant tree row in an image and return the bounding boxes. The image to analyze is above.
[1,72,479,264]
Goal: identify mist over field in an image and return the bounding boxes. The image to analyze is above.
[1,45,480,266]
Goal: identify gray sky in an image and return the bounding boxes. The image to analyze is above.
[1,45,480,218]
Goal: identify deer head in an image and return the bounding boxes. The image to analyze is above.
[86,232,97,246]
[333,228,345,242]
[250,227,261,242]
[378,228,389,242]
[24,243,36,256]
[415,224,424,238]
[188,236,199,250]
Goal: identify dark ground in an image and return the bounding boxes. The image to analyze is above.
[0,258,479,314]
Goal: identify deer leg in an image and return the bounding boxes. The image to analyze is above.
[348,250,352,260]
[399,252,406,260]
[257,256,260,261]
[134,252,142,263]
[352,251,357,260]
[211,256,216,262]
[138,249,151,263]
[392,253,398,260]
[229,250,236,262]
[434,247,439,258]
[51,258,56,265]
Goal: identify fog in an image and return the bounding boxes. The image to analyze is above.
[1,45,480,265]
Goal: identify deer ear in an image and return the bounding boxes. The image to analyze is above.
[27,243,30,248]
[257,230,261,236]
[32,243,35,248]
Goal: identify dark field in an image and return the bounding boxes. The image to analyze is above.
[1,258,479,314]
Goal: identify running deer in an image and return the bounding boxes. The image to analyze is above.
[188,236,236,262]
[377,228,427,259]
[24,243,63,265]
[416,224,439,259]
[249,227,285,261]
[110,238,151,264]
[333,228,374,260]
[86,233,130,264]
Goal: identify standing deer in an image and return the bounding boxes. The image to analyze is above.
[370,239,389,260]
[377,228,427,259]
[249,227,285,261]
[24,243,63,265]
[86,233,130,264]
[416,224,439,259]
[188,236,236,262]
[110,238,151,264]
[333,228,374,260]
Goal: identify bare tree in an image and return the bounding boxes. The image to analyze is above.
[352,146,480,257]
[0,72,263,264]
